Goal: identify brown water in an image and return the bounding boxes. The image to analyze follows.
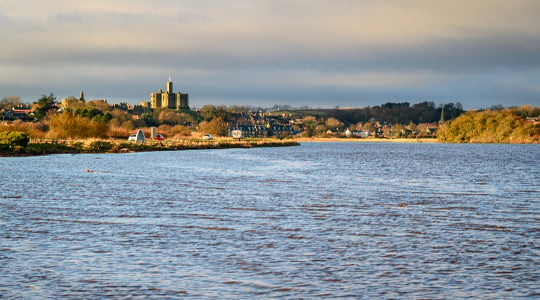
[1,143,538,298]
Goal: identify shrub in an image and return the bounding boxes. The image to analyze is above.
[22,142,83,155]
[48,112,108,139]
[437,108,539,143]
[197,117,228,136]
[0,131,30,148]
[87,141,114,152]
[108,125,132,139]
[0,120,47,138]
[167,124,192,137]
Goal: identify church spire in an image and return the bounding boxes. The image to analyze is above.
[440,104,445,124]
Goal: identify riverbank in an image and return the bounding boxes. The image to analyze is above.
[293,137,440,143]
[0,138,299,157]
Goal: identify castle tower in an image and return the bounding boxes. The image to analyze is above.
[150,89,163,108]
[179,93,189,110]
[166,77,172,94]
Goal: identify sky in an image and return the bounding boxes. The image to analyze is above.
[1,0,539,110]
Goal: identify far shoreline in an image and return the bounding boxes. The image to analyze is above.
[293,137,440,143]
[292,137,539,144]
[2,136,538,157]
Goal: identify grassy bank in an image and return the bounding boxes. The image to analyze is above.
[0,138,299,156]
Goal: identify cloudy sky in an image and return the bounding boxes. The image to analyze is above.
[1,0,539,109]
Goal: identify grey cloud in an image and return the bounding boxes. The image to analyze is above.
[12,32,536,75]
[53,12,91,22]
[1,0,539,110]
[351,34,540,73]
[2,67,538,110]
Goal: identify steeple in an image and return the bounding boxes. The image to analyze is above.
[440,104,445,124]
[79,90,85,102]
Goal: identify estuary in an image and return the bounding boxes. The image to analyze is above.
[0,142,538,298]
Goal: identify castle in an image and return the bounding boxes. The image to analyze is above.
[148,78,189,110]
[61,90,86,109]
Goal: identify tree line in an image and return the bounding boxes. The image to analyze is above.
[437,106,540,143]
[303,101,464,125]
[1,94,538,143]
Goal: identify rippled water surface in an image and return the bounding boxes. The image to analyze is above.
[1,142,539,299]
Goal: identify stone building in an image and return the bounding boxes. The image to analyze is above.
[61,90,85,109]
[149,79,189,110]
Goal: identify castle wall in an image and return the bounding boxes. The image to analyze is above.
[180,93,189,109]
[150,92,162,108]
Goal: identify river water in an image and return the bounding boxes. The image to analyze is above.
[0,142,538,299]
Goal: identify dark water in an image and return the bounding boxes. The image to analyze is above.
[1,142,538,299]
